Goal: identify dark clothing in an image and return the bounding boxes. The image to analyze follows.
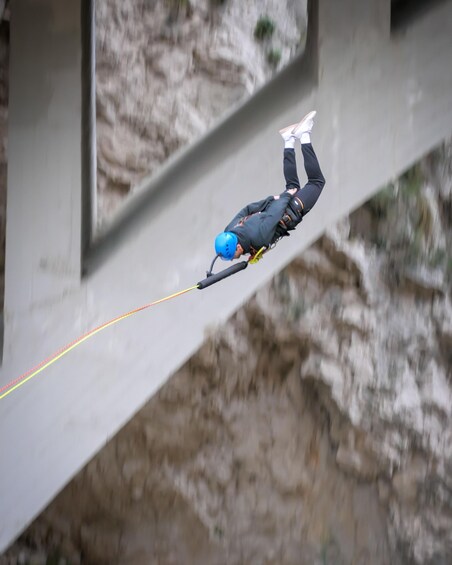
[225,143,325,254]
[285,143,325,213]
[224,192,293,253]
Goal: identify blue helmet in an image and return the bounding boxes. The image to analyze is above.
[215,232,238,260]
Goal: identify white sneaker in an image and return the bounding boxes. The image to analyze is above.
[279,123,297,148]
[279,123,297,141]
[292,110,317,143]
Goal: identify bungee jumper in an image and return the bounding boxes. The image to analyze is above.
[198,110,326,288]
[0,111,325,400]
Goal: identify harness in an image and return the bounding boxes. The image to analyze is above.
[278,196,304,231]
[248,246,267,264]
[235,195,305,256]
[201,196,306,289]
[233,213,255,228]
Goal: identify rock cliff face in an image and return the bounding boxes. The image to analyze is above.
[3,142,451,565]
[95,0,306,226]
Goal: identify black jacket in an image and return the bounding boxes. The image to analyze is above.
[225,192,294,254]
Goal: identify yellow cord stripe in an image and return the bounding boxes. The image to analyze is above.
[0,284,199,401]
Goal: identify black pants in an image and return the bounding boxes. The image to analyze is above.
[283,143,325,215]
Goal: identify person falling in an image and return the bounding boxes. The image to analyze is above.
[214,110,326,261]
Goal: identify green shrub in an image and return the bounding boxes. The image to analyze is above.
[254,16,275,41]
[399,164,424,196]
[267,48,281,68]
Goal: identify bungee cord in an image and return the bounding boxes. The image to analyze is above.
[0,284,199,401]
[0,250,265,401]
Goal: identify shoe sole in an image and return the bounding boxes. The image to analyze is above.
[292,110,317,136]
[279,123,297,135]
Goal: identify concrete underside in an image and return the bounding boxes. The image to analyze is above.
[1,0,452,552]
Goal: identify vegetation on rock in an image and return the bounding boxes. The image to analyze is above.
[254,15,276,41]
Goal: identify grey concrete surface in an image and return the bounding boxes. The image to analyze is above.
[1,0,452,552]
[4,0,82,315]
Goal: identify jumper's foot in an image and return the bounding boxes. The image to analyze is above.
[292,110,317,143]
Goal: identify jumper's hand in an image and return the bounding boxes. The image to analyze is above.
[275,188,296,199]
[273,188,298,200]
